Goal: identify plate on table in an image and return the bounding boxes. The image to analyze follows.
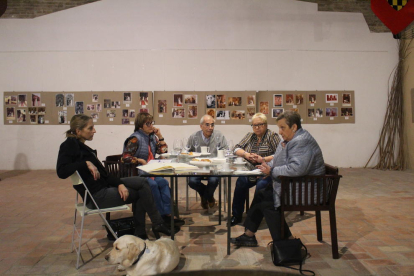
[233,161,246,165]
[200,152,211,156]
[233,169,262,175]
[219,169,234,174]
[210,158,226,164]
[189,159,213,167]
[181,152,202,157]
[160,153,172,157]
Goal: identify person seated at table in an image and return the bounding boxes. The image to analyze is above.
[231,111,325,246]
[122,112,184,226]
[186,114,228,209]
[230,113,280,226]
[57,114,171,240]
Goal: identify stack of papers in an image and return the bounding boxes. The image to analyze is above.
[138,162,198,173]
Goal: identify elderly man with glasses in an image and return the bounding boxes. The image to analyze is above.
[186,115,228,209]
[230,113,280,226]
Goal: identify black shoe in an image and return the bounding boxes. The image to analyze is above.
[163,216,185,226]
[152,223,171,239]
[230,215,242,226]
[201,197,208,209]
[208,197,216,208]
[230,233,258,247]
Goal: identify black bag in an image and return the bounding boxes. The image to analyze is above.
[105,217,135,241]
[269,238,315,276]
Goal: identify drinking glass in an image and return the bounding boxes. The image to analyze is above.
[215,136,221,152]
[173,139,182,155]
[193,138,200,153]
[226,139,234,157]
[182,137,190,153]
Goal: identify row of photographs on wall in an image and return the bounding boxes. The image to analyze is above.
[170,94,256,108]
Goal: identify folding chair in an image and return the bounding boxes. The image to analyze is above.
[70,171,130,269]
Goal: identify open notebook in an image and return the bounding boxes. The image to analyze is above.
[138,162,198,173]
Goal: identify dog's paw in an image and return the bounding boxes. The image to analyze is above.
[117,265,126,271]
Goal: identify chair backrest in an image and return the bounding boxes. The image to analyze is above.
[103,154,122,177]
[279,164,342,212]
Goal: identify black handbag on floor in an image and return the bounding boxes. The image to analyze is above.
[269,238,315,276]
[105,217,135,241]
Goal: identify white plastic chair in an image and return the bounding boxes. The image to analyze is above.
[70,171,130,269]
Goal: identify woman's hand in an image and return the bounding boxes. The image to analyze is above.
[250,153,263,163]
[257,162,271,176]
[86,161,100,180]
[118,184,129,201]
[137,158,147,165]
[153,127,163,139]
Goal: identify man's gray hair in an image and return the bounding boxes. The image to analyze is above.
[200,114,215,124]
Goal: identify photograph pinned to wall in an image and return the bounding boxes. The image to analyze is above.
[173,94,183,107]
[96,104,102,112]
[290,108,299,113]
[228,97,241,106]
[207,108,215,119]
[326,94,338,103]
[139,108,148,113]
[158,100,167,113]
[247,95,255,106]
[28,107,37,114]
[285,94,294,105]
[273,94,283,107]
[30,115,36,124]
[75,102,84,114]
[104,99,111,108]
[38,115,45,124]
[342,93,351,106]
[91,113,99,120]
[124,92,132,103]
[308,109,315,117]
[326,107,338,117]
[18,94,27,107]
[172,108,185,118]
[206,95,216,108]
[66,93,74,107]
[309,94,316,104]
[107,110,116,118]
[231,110,245,120]
[122,118,130,125]
[259,101,269,114]
[316,108,323,118]
[17,109,26,122]
[296,94,304,105]
[140,92,149,105]
[122,109,129,117]
[216,110,230,120]
[341,108,353,116]
[217,95,226,108]
[4,96,11,105]
[129,109,135,118]
[112,101,121,108]
[55,94,64,107]
[184,94,197,104]
[31,93,41,107]
[92,94,99,102]
[86,104,95,111]
[58,110,67,124]
[38,107,46,115]
[188,105,198,118]
[10,96,17,105]
[246,107,255,118]
[272,108,284,118]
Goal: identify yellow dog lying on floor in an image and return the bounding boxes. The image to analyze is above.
[105,235,180,276]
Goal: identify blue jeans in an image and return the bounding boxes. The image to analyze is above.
[147,177,171,216]
[232,176,271,217]
[188,176,219,200]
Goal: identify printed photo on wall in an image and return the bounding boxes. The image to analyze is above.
[273,94,283,107]
[58,110,67,124]
[316,108,323,118]
[87,104,95,111]
[104,99,111,108]
[228,97,241,106]
[18,94,27,107]
[326,107,338,117]
[140,92,149,105]
[91,113,99,120]
[66,94,74,107]
[341,108,353,116]
[207,108,216,119]
[107,110,116,118]
[174,94,183,107]
[28,107,37,115]
[96,104,102,112]
[290,108,299,113]
[342,93,351,106]
[37,107,46,115]
[308,109,315,117]
[4,96,11,105]
[309,94,316,104]
[112,101,121,108]
[247,95,255,106]
[30,115,36,123]
[217,95,226,108]
[206,95,216,108]
[75,102,84,114]
[124,92,132,103]
[188,105,198,118]
[38,115,45,124]
[122,109,129,117]
[296,94,304,105]
[139,108,149,113]
[326,94,338,103]
[172,108,185,118]
[259,101,269,114]
[285,94,294,105]
[246,107,255,118]
[17,109,26,122]
[56,94,64,107]
[92,94,99,102]
[10,96,17,105]
[272,108,284,118]
[231,110,245,120]
[31,93,41,107]
[122,118,130,125]
[216,110,230,120]
[158,100,167,113]
[184,95,197,104]
[129,109,135,118]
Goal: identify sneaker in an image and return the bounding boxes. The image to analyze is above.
[230,233,258,247]
[230,215,242,226]
[208,197,216,208]
[201,197,208,209]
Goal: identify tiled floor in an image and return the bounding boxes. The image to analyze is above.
[0,168,414,275]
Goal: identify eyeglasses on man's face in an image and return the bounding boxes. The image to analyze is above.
[145,121,155,127]
[204,123,215,127]
[251,123,265,128]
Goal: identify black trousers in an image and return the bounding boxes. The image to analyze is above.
[243,186,292,241]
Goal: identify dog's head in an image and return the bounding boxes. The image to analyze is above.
[105,235,146,268]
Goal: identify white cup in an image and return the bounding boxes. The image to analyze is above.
[217,150,225,159]
[200,146,209,154]
[236,157,244,163]
[222,162,230,171]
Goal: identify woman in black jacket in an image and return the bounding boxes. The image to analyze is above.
[57,114,170,239]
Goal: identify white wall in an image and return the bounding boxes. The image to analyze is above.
[0,0,397,170]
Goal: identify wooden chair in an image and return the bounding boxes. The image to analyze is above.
[279,163,342,259]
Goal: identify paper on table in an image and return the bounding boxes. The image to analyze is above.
[138,162,198,172]
[148,159,172,164]
[233,169,262,175]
